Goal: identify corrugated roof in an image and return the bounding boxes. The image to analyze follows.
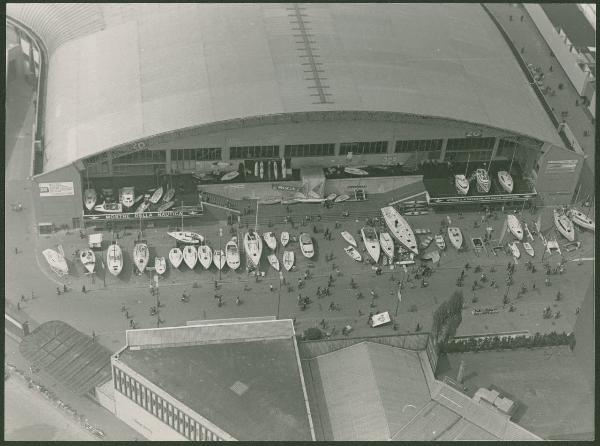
[8,3,563,172]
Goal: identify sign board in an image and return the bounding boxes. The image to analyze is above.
[346,184,367,190]
[429,192,536,205]
[83,207,203,222]
[39,182,75,197]
[371,311,391,327]
[272,184,304,192]
[545,160,578,174]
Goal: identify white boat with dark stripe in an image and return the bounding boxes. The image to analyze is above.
[381,206,418,255]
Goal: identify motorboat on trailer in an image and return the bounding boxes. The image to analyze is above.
[361,226,380,263]
[168,247,183,268]
[379,232,394,260]
[213,250,226,270]
[341,231,357,248]
[293,197,326,203]
[262,232,277,250]
[155,257,167,275]
[299,233,315,258]
[167,232,203,244]
[522,242,535,257]
[280,232,290,247]
[507,214,524,240]
[283,250,295,271]
[133,243,150,273]
[198,244,213,270]
[568,208,595,231]
[344,167,368,176]
[447,227,463,250]
[325,193,337,201]
[553,208,575,241]
[454,175,469,195]
[244,231,263,267]
[221,171,240,182]
[43,248,69,276]
[508,241,521,259]
[344,246,362,262]
[381,206,418,255]
[267,254,280,271]
[497,171,514,194]
[225,238,240,270]
[84,189,97,211]
[80,249,96,273]
[149,186,164,204]
[474,169,490,193]
[435,234,446,250]
[182,245,198,269]
[106,243,123,276]
[94,202,122,214]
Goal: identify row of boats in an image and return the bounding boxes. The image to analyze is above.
[454,169,513,195]
[84,186,177,213]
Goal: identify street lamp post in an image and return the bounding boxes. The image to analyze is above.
[218,228,223,281]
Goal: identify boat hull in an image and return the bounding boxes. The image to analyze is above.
[106,245,123,276]
[281,232,290,247]
[554,209,575,241]
[263,232,277,250]
[155,257,167,275]
[283,251,295,271]
[381,206,418,255]
[244,232,263,267]
[183,246,198,269]
[447,227,463,250]
[509,243,521,258]
[361,227,380,263]
[43,249,69,275]
[454,175,469,195]
[80,249,96,273]
[507,215,524,240]
[341,231,357,247]
[213,250,226,270]
[169,248,183,268]
[198,245,213,269]
[344,246,362,262]
[134,244,150,273]
[569,209,595,231]
[522,242,535,257]
[267,254,280,271]
[225,241,240,270]
[167,232,203,244]
[299,234,314,258]
[497,171,514,194]
[379,233,394,259]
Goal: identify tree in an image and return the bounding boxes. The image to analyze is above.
[303,327,323,341]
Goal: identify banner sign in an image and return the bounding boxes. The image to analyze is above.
[39,182,75,197]
[371,311,391,327]
[545,160,578,174]
[346,184,367,189]
[272,184,304,192]
[83,208,202,222]
[429,192,536,205]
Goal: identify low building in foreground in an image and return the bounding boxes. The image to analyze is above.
[102,318,541,441]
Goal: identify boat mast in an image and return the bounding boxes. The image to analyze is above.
[181,199,184,231]
[464,152,471,177]
[254,200,259,232]
[508,146,516,174]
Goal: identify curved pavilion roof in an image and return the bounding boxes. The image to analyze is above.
[8,3,562,172]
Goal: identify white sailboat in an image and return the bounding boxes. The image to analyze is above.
[454,175,469,195]
[169,247,183,268]
[267,254,280,271]
[162,187,176,203]
[80,249,96,273]
[167,231,203,244]
[281,232,290,247]
[198,244,213,270]
[259,161,264,179]
[568,208,595,231]
[213,250,226,270]
[106,243,123,276]
[263,232,277,250]
[361,226,380,263]
[344,246,362,262]
[507,214,524,240]
[254,161,259,177]
[133,243,150,273]
[508,241,521,258]
[522,242,535,257]
[299,233,314,258]
[157,201,175,211]
[42,248,69,276]
[553,208,575,241]
[283,250,295,271]
[447,227,463,250]
[183,245,198,269]
[281,158,287,179]
[379,232,394,260]
[221,171,239,182]
[155,257,167,275]
[325,193,337,201]
[84,189,97,211]
[225,239,240,270]
[381,206,418,255]
[341,231,357,247]
[244,231,263,267]
[149,186,164,204]
[497,171,514,194]
[334,194,350,203]
[344,167,368,176]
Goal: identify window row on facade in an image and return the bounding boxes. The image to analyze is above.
[284,143,335,158]
[113,366,223,441]
[339,141,388,155]
[395,139,443,153]
[229,145,279,160]
[446,137,495,152]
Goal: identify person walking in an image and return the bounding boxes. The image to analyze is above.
[270,284,274,292]
[17,302,21,311]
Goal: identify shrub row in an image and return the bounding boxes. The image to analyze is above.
[440,331,574,353]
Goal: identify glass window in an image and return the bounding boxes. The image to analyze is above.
[229,145,279,160]
[446,137,495,152]
[339,141,387,155]
[395,139,443,153]
[284,143,335,157]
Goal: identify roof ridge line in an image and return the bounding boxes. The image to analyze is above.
[364,342,392,440]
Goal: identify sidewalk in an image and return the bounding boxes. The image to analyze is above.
[486,4,595,170]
